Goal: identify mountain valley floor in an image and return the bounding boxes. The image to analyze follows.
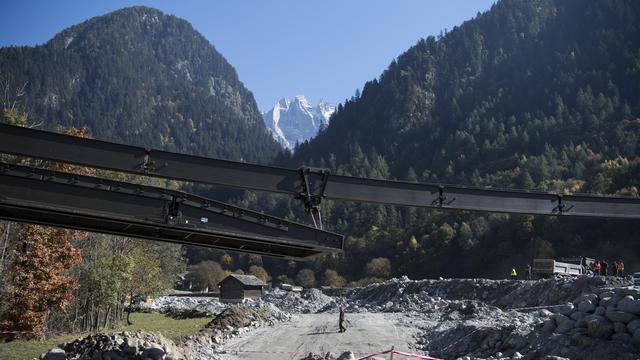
[29,275,640,360]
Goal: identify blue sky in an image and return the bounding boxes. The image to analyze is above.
[0,0,496,111]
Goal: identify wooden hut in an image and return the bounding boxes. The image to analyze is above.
[218,274,265,302]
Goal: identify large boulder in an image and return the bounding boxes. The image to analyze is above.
[576,293,599,304]
[141,344,164,360]
[618,296,640,315]
[541,319,557,333]
[555,319,576,334]
[633,329,640,346]
[552,313,571,326]
[628,319,640,333]
[570,327,587,336]
[337,351,356,360]
[570,333,591,348]
[605,310,638,324]
[122,338,139,355]
[587,317,613,339]
[576,314,604,328]
[617,288,640,298]
[594,306,605,316]
[599,290,615,299]
[613,322,628,333]
[42,348,66,360]
[599,296,613,307]
[578,299,596,313]
[538,309,553,318]
[611,333,632,343]
[558,303,575,316]
[570,312,585,322]
[599,294,620,308]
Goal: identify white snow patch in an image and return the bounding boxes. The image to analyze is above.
[175,60,192,82]
[64,36,74,49]
[141,13,160,23]
[209,76,216,96]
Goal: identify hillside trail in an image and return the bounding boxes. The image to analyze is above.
[218,313,422,359]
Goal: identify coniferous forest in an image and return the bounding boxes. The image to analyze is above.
[245,0,640,283]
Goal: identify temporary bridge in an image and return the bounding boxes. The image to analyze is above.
[0,123,638,259]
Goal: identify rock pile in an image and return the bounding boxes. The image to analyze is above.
[40,331,189,360]
[142,294,293,322]
[539,287,640,348]
[342,275,631,312]
[410,287,640,359]
[415,300,537,359]
[259,288,337,314]
[205,305,273,337]
[143,296,226,315]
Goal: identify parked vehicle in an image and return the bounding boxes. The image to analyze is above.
[279,283,303,292]
[633,272,640,286]
[532,258,584,279]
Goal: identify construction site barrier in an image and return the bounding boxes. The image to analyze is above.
[219,347,442,359]
[357,347,441,360]
[508,303,567,311]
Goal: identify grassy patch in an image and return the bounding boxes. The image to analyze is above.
[117,312,210,339]
[0,312,210,360]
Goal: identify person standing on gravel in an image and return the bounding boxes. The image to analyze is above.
[510,267,517,280]
[339,305,346,333]
[525,264,532,280]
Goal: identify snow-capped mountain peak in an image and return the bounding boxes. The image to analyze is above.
[276,97,290,110]
[263,95,335,150]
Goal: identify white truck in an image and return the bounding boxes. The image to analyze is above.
[532,258,588,279]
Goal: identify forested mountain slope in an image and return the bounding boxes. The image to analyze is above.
[0,7,284,333]
[295,0,640,193]
[0,6,280,162]
[255,0,640,282]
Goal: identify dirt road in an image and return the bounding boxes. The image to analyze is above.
[218,313,421,359]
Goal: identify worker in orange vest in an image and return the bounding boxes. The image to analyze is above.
[619,260,625,277]
[594,260,602,276]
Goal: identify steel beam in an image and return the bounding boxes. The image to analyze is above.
[0,163,343,259]
[0,124,639,219]
[323,176,640,219]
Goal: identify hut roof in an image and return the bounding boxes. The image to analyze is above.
[220,274,265,286]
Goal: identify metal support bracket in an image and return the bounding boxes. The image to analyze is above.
[165,195,182,225]
[296,166,330,229]
[431,186,456,207]
[553,194,574,215]
[141,150,169,173]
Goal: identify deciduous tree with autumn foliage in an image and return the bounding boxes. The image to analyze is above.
[0,125,94,339]
[0,226,82,338]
